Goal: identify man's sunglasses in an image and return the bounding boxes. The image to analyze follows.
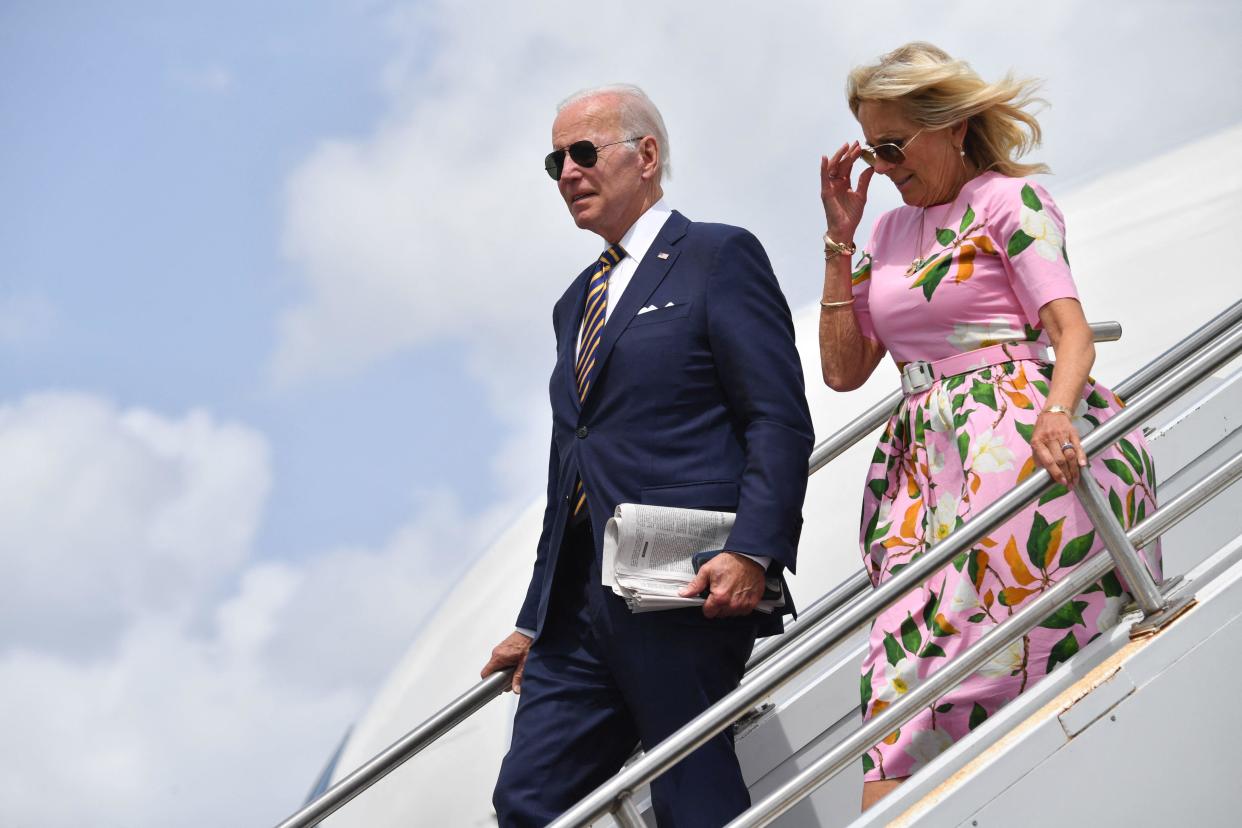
[859,129,925,167]
[544,136,642,180]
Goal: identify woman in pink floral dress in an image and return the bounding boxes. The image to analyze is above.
[817,43,1162,808]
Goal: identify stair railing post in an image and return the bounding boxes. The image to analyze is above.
[1072,463,1166,615]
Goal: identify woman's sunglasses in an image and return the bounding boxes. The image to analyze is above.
[544,136,641,180]
[859,129,925,167]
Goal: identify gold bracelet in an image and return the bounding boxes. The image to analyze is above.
[1043,404,1072,416]
[819,298,855,308]
[823,232,856,261]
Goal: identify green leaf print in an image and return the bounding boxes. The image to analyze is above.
[1086,389,1110,409]
[935,227,957,246]
[1059,530,1095,567]
[959,205,976,234]
[1136,499,1147,523]
[868,478,888,499]
[1038,483,1069,505]
[954,411,971,429]
[967,612,987,623]
[1102,459,1135,486]
[1027,512,1053,569]
[1021,183,1044,211]
[1101,571,1124,598]
[957,431,970,463]
[851,252,873,286]
[921,588,942,629]
[1032,379,1050,396]
[872,446,887,463]
[969,702,989,731]
[884,632,905,667]
[862,752,875,774]
[919,642,947,658]
[1038,599,1089,629]
[861,666,873,714]
[1142,448,1157,488]
[1045,630,1080,672]
[918,256,954,301]
[1119,438,1144,475]
[1007,229,1035,257]
[952,552,968,571]
[969,380,998,411]
[901,613,923,654]
[1015,421,1035,444]
[915,407,927,443]
[864,508,881,547]
[1108,489,1125,525]
[967,549,987,587]
[946,374,967,391]
[935,702,955,713]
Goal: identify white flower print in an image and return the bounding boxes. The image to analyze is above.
[950,573,982,613]
[905,728,954,770]
[976,637,1025,678]
[1070,397,1092,438]
[967,428,1016,474]
[876,657,921,703]
[927,441,946,475]
[947,320,1026,353]
[1096,594,1130,632]
[928,492,960,544]
[1020,205,1064,262]
[927,385,956,433]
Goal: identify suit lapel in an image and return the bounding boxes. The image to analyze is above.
[581,211,689,406]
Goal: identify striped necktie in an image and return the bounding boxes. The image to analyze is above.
[574,244,625,401]
[572,243,625,518]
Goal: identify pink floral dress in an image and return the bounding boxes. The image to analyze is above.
[849,172,1162,781]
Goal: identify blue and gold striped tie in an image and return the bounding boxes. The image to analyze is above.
[572,244,625,517]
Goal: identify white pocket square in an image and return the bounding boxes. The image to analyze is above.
[637,305,659,315]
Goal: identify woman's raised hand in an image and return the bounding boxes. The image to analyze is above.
[821,142,874,244]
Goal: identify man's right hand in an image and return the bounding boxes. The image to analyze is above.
[481,631,533,694]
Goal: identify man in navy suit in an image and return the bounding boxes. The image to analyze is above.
[482,84,813,827]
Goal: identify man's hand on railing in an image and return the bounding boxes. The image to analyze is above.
[482,631,533,694]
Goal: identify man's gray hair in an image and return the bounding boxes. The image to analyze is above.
[558,84,672,182]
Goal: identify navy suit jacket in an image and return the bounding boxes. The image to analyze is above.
[516,210,814,638]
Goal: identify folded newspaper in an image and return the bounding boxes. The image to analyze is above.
[601,503,785,614]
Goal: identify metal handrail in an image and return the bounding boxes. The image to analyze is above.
[546,317,1242,827]
[730,450,1242,827]
[270,307,1230,828]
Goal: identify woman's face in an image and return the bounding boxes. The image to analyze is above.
[856,100,968,207]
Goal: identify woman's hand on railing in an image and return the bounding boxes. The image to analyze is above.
[481,631,532,694]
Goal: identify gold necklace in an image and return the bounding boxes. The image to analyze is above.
[905,188,963,278]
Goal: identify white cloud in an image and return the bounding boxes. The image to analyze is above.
[0,392,516,826]
[0,393,270,655]
[271,0,1242,403]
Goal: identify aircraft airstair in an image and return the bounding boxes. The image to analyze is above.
[276,299,1242,828]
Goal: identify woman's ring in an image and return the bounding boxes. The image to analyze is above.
[1060,442,1075,451]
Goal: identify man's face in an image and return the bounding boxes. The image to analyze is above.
[551,96,647,243]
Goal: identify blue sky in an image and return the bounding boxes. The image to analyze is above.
[2,1,1240,826]
[2,2,501,558]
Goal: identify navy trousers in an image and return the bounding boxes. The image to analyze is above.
[493,520,757,827]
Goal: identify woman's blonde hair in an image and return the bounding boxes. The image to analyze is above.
[848,42,1049,177]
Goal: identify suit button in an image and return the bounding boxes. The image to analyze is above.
[575,426,589,439]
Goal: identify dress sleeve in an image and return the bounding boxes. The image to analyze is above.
[850,217,884,344]
[990,179,1079,324]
